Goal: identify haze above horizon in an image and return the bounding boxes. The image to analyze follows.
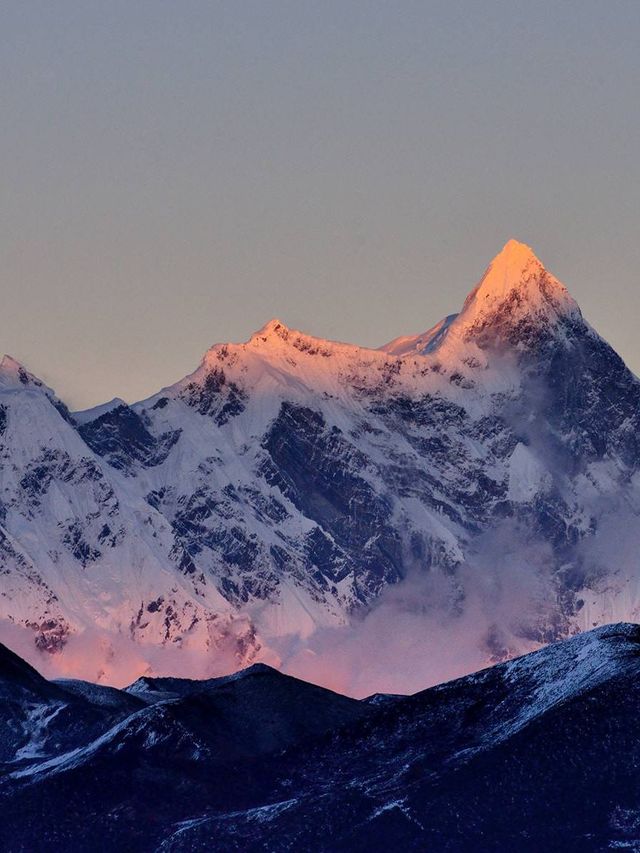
[3,1,639,407]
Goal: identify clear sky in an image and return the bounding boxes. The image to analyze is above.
[2,1,639,408]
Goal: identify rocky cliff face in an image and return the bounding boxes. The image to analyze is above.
[2,240,640,692]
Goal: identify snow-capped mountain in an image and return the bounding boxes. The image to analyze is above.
[2,239,640,692]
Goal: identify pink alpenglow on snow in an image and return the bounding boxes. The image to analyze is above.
[1,241,639,697]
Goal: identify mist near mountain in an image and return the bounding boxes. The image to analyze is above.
[2,240,640,695]
[3,624,640,851]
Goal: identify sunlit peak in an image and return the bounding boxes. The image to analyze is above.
[254,318,290,338]
[247,318,297,349]
[479,239,544,294]
[499,238,539,261]
[458,239,579,329]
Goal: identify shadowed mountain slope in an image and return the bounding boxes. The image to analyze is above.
[0,625,640,850]
[2,241,640,696]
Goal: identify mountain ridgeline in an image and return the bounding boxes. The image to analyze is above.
[2,624,640,850]
[1,240,640,691]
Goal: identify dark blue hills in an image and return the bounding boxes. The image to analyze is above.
[1,624,640,851]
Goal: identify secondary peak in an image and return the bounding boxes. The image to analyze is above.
[254,318,290,338]
[0,355,38,389]
[0,354,24,374]
[248,319,294,348]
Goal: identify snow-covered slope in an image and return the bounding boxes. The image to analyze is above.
[2,240,640,692]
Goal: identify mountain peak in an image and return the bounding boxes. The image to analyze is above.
[250,318,291,344]
[0,355,39,389]
[467,239,544,303]
[499,237,539,262]
[0,356,73,423]
[379,241,582,358]
[259,318,289,335]
[0,354,24,374]
[455,239,581,341]
[72,397,128,426]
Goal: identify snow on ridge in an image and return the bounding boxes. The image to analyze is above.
[379,314,459,357]
[457,238,580,327]
[72,398,127,425]
[2,241,640,698]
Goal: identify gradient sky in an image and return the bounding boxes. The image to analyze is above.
[2,1,639,408]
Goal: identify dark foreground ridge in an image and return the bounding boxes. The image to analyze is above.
[2,624,640,851]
